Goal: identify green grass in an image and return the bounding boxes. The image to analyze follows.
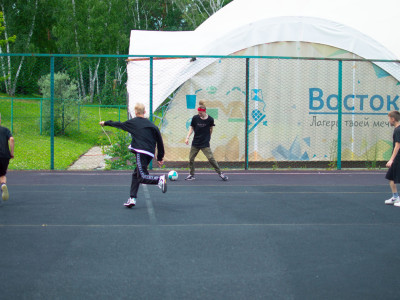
[0,97,127,170]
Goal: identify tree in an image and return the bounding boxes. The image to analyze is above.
[0,11,15,83]
[38,72,81,135]
[0,12,15,48]
[53,0,131,102]
[171,0,232,29]
[0,0,39,96]
[0,0,232,101]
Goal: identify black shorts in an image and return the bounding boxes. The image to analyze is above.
[386,159,400,183]
[0,158,10,177]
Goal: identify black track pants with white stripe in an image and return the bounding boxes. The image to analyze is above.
[130,152,160,198]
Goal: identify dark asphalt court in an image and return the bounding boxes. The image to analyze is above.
[0,170,399,299]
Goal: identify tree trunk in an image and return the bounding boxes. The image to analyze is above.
[0,4,11,94]
[71,0,86,98]
[88,58,101,103]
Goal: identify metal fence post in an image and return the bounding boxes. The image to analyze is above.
[337,60,343,170]
[10,97,13,134]
[149,57,154,170]
[150,57,154,122]
[40,98,43,135]
[50,56,55,170]
[77,104,80,132]
[245,58,250,170]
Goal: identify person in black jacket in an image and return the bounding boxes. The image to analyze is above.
[100,103,166,208]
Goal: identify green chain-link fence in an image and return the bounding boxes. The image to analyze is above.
[0,54,398,170]
[0,54,129,170]
[156,56,399,170]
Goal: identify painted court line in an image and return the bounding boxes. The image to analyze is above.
[157,191,388,194]
[7,190,389,194]
[38,172,386,176]
[1,223,399,228]
[143,184,156,224]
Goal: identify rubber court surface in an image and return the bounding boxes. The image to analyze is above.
[1,170,399,299]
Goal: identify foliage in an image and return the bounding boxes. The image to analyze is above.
[0,0,233,101]
[103,131,136,170]
[0,0,40,95]
[172,0,232,29]
[328,139,338,170]
[0,10,15,84]
[37,72,82,135]
[0,97,128,169]
[0,11,15,47]
[0,0,233,168]
[365,142,379,170]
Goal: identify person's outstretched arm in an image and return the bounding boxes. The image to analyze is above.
[100,120,130,132]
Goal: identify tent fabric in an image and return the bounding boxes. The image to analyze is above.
[195,0,400,59]
[127,0,400,116]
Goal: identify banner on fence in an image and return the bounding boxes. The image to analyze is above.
[161,43,398,163]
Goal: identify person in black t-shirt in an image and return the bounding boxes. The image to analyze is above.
[100,103,167,208]
[385,110,400,206]
[0,113,14,201]
[185,100,228,181]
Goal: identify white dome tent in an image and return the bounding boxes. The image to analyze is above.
[127,0,400,166]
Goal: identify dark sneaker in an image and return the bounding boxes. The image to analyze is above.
[219,173,228,181]
[158,175,167,193]
[124,197,136,208]
[185,175,195,180]
[1,184,9,201]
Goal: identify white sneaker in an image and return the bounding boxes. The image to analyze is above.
[385,196,400,205]
[185,175,195,180]
[158,175,167,193]
[124,197,136,208]
[1,184,9,201]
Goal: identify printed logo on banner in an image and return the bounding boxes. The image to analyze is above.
[248,89,268,133]
[308,88,399,115]
[251,89,266,112]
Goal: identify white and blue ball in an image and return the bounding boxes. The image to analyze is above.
[168,170,178,181]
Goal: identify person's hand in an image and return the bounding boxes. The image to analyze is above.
[185,138,189,145]
[387,159,393,168]
[158,160,164,167]
[99,121,105,126]
[10,154,14,159]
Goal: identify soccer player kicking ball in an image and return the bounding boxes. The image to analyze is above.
[100,103,167,208]
[385,110,400,207]
[185,100,228,181]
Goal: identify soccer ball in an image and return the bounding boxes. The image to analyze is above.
[168,170,178,181]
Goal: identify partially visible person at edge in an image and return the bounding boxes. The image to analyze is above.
[0,113,14,202]
[100,103,166,208]
[385,110,400,207]
[185,100,228,181]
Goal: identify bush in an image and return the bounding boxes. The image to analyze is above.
[103,131,136,170]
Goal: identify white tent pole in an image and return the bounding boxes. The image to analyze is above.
[254,47,259,160]
[351,55,356,159]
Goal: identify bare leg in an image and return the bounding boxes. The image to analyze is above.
[1,176,8,201]
[390,180,397,193]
